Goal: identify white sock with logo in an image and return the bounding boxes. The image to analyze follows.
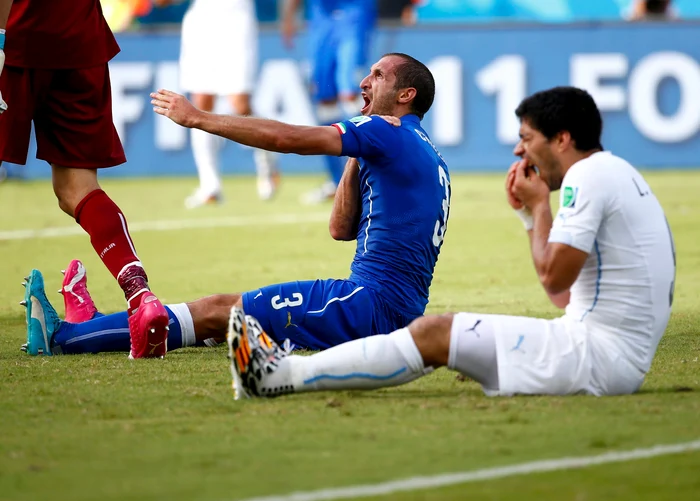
[261,329,431,394]
[167,303,196,347]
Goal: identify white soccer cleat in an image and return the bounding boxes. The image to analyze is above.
[256,171,281,201]
[300,181,337,205]
[254,149,281,201]
[184,189,223,209]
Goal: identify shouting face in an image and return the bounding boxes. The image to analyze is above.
[358,55,404,117]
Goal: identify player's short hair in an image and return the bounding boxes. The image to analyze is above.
[515,86,603,152]
[384,53,435,120]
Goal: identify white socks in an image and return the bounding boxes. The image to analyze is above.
[261,328,431,394]
[190,128,222,195]
[447,313,500,391]
[167,303,196,348]
[253,149,276,178]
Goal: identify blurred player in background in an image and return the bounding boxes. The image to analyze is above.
[101,0,153,32]
[22,55,450,391]
[230,87,676,399]
[0,0,169,359]
[282,0,377,204]
[378,0,420,26]
[155,0,280,208]
[627,0,677,21]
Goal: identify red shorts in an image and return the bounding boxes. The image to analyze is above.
[0,63,125,168]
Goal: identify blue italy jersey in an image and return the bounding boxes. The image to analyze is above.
[333,114,451,317]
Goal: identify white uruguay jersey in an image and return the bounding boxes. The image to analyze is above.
[548,151,675,374]
[180,0,258,95]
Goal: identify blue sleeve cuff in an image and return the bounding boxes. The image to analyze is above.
[333,122,361,158]
[0,32,5,51]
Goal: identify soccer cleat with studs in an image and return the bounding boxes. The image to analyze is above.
[60,260,99,323]
[127,292,169,359]
[227,306,294,399]
[21,269,63,356]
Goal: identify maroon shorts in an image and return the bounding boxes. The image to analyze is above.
[0,63,126,167]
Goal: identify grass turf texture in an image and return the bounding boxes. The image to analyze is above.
[0,173,698,501]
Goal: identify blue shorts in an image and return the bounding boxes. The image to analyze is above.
[241,279,417,350]
[309,21,372,101]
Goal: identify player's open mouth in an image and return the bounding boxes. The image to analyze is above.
[361,94,371,114]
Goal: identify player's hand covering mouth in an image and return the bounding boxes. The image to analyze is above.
[361,92,371,114]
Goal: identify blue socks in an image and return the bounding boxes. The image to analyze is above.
[52,303,195,355]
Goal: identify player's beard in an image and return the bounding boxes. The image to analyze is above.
[532,148,563,191]
[368,92,395,117]
[547,173,564,191]
[540,162,564,191]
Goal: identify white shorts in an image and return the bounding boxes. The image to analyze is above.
[452,313,645,396]
[179,3,258,95]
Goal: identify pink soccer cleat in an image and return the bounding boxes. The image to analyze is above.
[128,293,169,359]
[60,260,98,323]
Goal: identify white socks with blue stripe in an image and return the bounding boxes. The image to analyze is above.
[268,328,430,393]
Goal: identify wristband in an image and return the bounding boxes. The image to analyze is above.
[515,207,534,231]
[0,29,5,50]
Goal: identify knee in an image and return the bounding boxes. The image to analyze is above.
[203,294,241,324]
[53,183,86,217]
[51,168,100,218]
[228,93,252,116]
[408,313,454,367]
[189,294,241,337]
[192,93,215,111]
[54,191,75,217]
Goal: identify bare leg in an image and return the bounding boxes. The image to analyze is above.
[409,313,453,367]
[187,294,242,343]
[192,93,215,113]
[51,166,101,217]
[228,93,252,116]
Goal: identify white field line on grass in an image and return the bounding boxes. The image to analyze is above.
[0,213,330,241]
[238,439,700,501]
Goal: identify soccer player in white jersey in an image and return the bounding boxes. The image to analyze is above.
[228,86,676,399]
[157,0,279,207]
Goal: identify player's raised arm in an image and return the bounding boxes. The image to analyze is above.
[151,89,342,156]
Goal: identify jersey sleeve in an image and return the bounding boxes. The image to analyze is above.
[332,116,400,159]
[548,166,608,254]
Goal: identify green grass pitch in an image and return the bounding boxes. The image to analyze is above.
[0,172,698,501]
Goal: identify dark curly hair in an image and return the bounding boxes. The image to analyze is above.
[515,86,603,152]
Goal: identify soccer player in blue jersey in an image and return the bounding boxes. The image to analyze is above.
[282,0,377,203]
[21,53,451,361]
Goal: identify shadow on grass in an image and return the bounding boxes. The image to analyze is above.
[638,385,697,394]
